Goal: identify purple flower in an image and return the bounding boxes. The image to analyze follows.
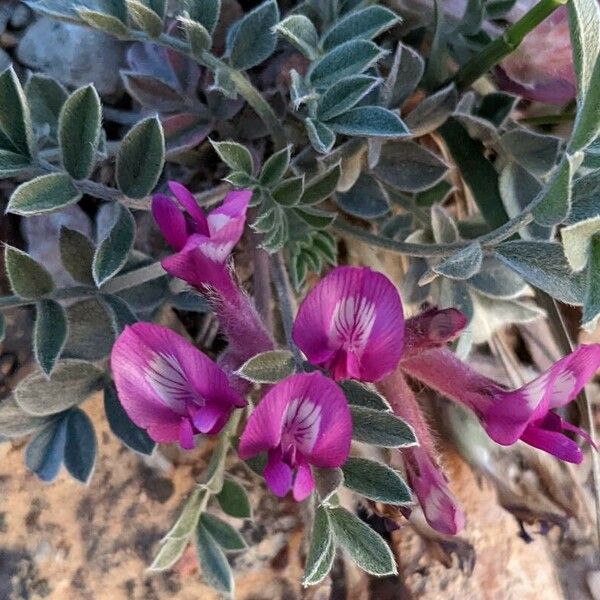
[111,323,246,449]
[152,182,252,260]
[400,344,600,464]
[292,266,405,382]
[239,372,352,501]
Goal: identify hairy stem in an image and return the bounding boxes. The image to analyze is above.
[452,0,568,90]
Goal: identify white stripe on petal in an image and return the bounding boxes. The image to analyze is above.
[524,374,550,411]
[330,295,376,353]
[146,353,202,414]
[550,369,576,405]
[200,241,234,262]
[283,396,322,454]
[208,213,232,234]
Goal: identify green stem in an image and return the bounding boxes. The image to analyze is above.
[452,0,568,90]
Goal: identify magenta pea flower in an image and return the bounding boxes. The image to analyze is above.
[238,372,352,502]
[111,323,246,450]
[152,182,252,260]
[400,344,600,464]
[292,266,405,382]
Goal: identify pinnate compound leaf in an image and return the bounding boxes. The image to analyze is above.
[200,514,247,552]
[15,360,105,417]
[64,408,97,483]
[0,66,35,157]
[236,350,295,383]
[195,522,234,594]
[186,0,221,34]
[303,505,335,586]
[181,17,212,57]
[34,299,68,377]
[211,140,253,175]
[59,227,95,285]
[116,116,165,199]
[126,0,164,37]
[77,9,129,37]
[8,173,81,216]
[59,85,102,180]
[305,118,336,154]
[149,536,189,571]
[309,40,386,89]
[216,478,252,519]
[342,457,411,504]
[433,243,483,280]
[25,74,68,137]
[104,383,155,455]
[350,406,416,447]
[300,163,341,205]
[229,0,279,70]
[317,75,382,122]
[25,415,68,482]
[321,5,400,50]
[166,488,207,540]
[326,106,408,138]
[4,245,54,299]
[340,380,390,411]
[93,204,135,287]
[272,176,304,206]
[495,241,586,305]
[329,506,397,576]
[275,15,319,59]
[335,173,390,218]
[259,146,291,187]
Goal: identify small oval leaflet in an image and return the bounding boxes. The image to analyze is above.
[236,349,295,383]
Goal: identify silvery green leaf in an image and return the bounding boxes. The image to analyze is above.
[317,75,382,122]
[452,113,498,144]
[374,141,448,192]
[326,106,408,138]
[93,204,135,287]
[303,505,335,586]
[116,116,165,199]
[562,214,600,272]
[200,514,247,552]
[533,153,584,226]
[59,227,95,285]
[25,415,68,483]
[430,204,459,244]
[126,0,164,37]
[211,67,238,99]
[342,457,412,505]
[165,488,206,540]
[309,40,386,89]
[77,9,129,37]
[335,173,390,218]
[321,5,400,50]
[275,15,319,59]
[477,92,517,127]
[15,360,105,417]
[414,180,454,207]
[567,0,600,151]
[121,72,187,111]
[290,69,314,110]
[181,17,212,57]
[386,43,424,109]
[259,146,290,187]
[495,240,586,305]
[433,243,483,280]
[229,0,279,70]
[104,382,155,455]
[59,85,101,180]
[404,84,456,137]
[195,522,234,594]
[224,171,256,187]
[216,478,252,519]
[294,206,336,229]
[100,293,138,333]
[25,74,67,138]
[0,396,52,438]
[7,173,82,216]
[0,66,35,157]
[305,118,336,154]
[64,408,97,484]
[583,233,600,331]
[300,163,341,205]
[0,150,30,178]
[272,175,304,207]
[186,0,221,34]
[423,0,448,88]
[329,506,397,576]
[499,162,552,241]
[341,381,390,412]
[500,128,560,176]
[236,349,295,383]
[4,245,54,299]
[467,255,526,299]
[34,299,68,377]
[63,299,115,360]
[314,468,344,504]
[211,140,254,175]
[148,536,189,571]
[351,406,416,448]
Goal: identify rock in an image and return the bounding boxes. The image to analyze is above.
[17,17,126,97]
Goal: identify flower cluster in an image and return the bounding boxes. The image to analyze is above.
[111,184,600,535]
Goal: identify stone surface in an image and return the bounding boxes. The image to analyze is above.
[17,17,126,97]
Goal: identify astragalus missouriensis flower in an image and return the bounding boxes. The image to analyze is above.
[239,372,352,501]
[292,266,405,382]
[111,323,246,449]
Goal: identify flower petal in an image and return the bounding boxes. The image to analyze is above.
[264,449,293,497]
[402,308,467,359]
[168,181,209,235]
[207,189,252,239]
[293,461,315,501]
[179,418,196,450]
[152,194,188,251]
[520,420,583,464]
[293,266,404,382]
